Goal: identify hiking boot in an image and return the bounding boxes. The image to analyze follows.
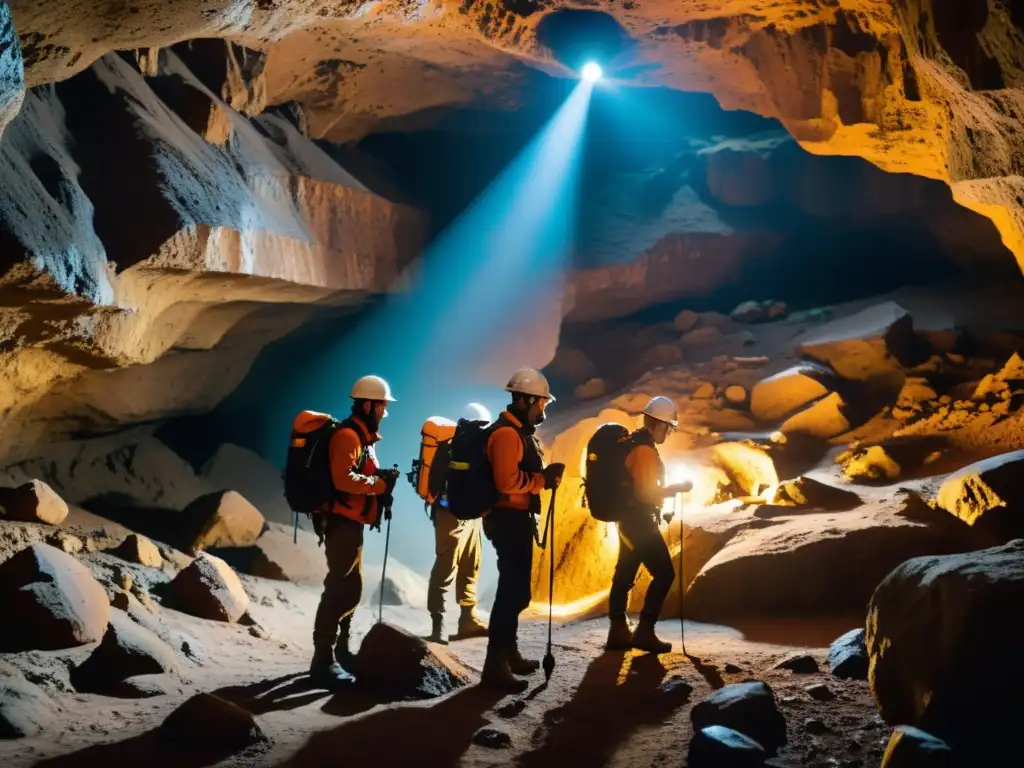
[606,616,635,650]
[449,607,488,641]
[309,648,348,691]
[427,613,449,644]
[631,616,672,655]
[507,644,540,676]
[481,647,529,694]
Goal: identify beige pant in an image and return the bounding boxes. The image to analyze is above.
[427,505,482,617]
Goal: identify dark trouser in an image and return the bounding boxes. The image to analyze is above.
[483,507,534,650]
[312,515,364,650]
[608,511,673,622]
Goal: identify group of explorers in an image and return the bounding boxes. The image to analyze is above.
[286,368,693,694]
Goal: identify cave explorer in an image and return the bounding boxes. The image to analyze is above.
[425,403,491,645]
[294,375,400,690]
[606,396,692,654]
[481,368,564,693]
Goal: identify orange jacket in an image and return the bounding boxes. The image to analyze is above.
[292,410,386,525]
[486,410,546,511]
[625,433,665,510]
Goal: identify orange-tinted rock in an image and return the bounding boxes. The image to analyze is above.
[797,302,914,381]
[934,451,1024,542]
[780,393,850,440]
[181,490,266,553]
[0,480,69,525]
[751,363,835,423]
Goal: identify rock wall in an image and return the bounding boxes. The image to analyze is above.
[0,41,427,463]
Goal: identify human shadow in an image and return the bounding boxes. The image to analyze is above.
[517,651,693,768]
[213,672,333,714]
[279,684,506,767]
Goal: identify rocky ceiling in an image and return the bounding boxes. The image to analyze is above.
[1,0,1022,462]
[8,0,1024,264]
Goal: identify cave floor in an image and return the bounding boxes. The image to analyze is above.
[1,578,883,768]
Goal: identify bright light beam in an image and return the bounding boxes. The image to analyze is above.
[581,62,602,83]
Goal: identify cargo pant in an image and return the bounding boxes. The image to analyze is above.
[312,515,364,650]
[608,511,674,622]
[427,504,482,618]
[483,507,534,649]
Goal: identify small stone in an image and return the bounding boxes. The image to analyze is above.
[692,382,715,399]
[773,653,819,674]
[804,683,834,701]
[496,699,526,719]
[690,681,787,756]
[725,385,747,404]
[735,356,770,368]
[472,725,512,749]
[724,663,743,674]
[828,629,868,680]
[46,532,83,555]
[838,445,901,482]
[673,309,699,333]
[731,300,765,323]
[764,300,789,320]
[112,534,163,568]
[804,718,830,735]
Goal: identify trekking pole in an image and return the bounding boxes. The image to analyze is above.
[292,510,298,544]
[378,510,392,625]
[542,486,557,682]
[677,492,688,658]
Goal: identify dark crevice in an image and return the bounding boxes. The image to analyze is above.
[534,9,637,72]
[931,0,1005,90]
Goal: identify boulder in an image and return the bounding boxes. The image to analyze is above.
[881,725,952,768]
[200,443,293,526]
[750,363,835,423]
[546,347,598,386]
[690,681,786,755]
[838,444,902,482]
[688,724,766,767]
[867,540,1024,755]
[111,533,163,568]
[796,301,914,380]
[709,442,779,497]
[0,480,69,525]
[731,300,764,323]
[0,543,110,651]
[772,653,819,674]
[159,693,266,750]
[779,392,850,439]
[673,309,699,333]
[165,552,250,622]
[934,451,1024,541]
[181,490,266,553]
[828,628,868,680]
[771,476,861,511]
[71,611,178,695]
[685,506,958,621]
[0,662,56,739]
[574,378,607,400]
[353,622,471,698]
[212,524,326,584]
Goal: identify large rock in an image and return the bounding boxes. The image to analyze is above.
[688,724,766,767]
[690,681,786,756]
[827,628,868,681]
[867,540,1024,756]
[180,490,266,553]
[750,363,835,423]
[0,480,69,525]
[779,392,850,439]
[796,302,914,380]
[881,726,952,768]
[934,451,1024,542]
[353,622,471,698]
[212,523,326,584]
[771,476,861,511]
[164,552,250,622]
[71,611,179,695]
[159,693,266,750]
[111,533,163,568]
[0,543,110,651]
[200,444,293,527]
[685,505,959,621]
[0,662,56,739]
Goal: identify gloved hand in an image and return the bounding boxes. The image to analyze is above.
[543,463,566,489]
[376,467,400,492]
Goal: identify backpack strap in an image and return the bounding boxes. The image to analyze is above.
[333,417,376,520]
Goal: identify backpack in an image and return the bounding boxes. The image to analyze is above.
[411,416,458,504]
[582,423,637,522]
[444,419,501,520]
[284,412,365,516]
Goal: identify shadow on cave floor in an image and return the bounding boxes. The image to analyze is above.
[277,684,505,768]
[29,731,269,768]
[517,652,691,768]
[212,672,333,715]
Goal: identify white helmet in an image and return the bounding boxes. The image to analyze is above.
[462,402,492,421]
[350,375,396,402]
[643,396,678,427]
[504,367,555,401]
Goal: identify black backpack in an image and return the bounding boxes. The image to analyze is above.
[444,419,501,520]
[582,423,637,522]
[284,415,364,515]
